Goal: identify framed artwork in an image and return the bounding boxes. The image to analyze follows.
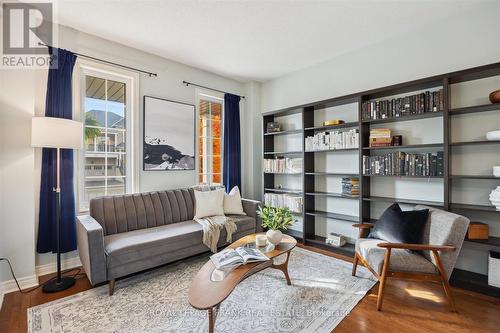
[143,96,195,170]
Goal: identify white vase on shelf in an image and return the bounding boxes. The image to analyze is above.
[490,186,500,210]
[493,166,500,178]
[486,130,500,141]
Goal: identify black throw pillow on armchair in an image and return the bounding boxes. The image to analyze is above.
[369,203,429,244]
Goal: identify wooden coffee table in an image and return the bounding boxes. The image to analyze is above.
[188,233,297,333]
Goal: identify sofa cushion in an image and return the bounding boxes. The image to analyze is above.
[356,238,436,275]
[227,215,256,232]
[104,220,203,268]
[104,216,256,269]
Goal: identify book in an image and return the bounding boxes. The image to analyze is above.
[210,246,269,270]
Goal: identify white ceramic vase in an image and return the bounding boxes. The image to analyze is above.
[493,166,500,178]
[266,229,283,245]
[486,130,500,141]
[490,186,500,210]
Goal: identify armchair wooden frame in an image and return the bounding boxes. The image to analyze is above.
[351,224,457,312]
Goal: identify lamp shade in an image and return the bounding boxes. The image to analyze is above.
[32,117,83,149]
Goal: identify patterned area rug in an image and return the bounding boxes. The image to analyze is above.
[28,248,376,333]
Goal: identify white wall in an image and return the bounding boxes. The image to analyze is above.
[258,3,500,275]
[0,24,251,285]
[261,4,500,112]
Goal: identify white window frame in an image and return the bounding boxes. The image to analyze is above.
[73,58,139,213]
[196,90,224,185]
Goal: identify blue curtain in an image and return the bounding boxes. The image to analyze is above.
[223,93,241,193]
[37,48,77,253]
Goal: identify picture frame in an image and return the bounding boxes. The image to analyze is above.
[143,96,195,171]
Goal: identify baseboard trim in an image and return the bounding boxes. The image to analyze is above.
[35,257,82,277]
[0,284,4,310]
[1,256,83,295]
[1,274,39,294]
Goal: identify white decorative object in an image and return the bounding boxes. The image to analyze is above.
[489,186,500,210]
[255,234,267,247]
[266,229,283,245]
[325,233,346,247]
[488,251,500,288]
[193,189,225,219]
[493,166,500,178]
[486,130,500,141]
[223,186,246,215]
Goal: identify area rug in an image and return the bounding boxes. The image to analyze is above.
[28,248,376,333]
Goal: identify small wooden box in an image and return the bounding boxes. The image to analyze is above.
[467,222,489,240]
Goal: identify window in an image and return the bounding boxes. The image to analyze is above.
[198,96,223,185]
[77,64,135,212]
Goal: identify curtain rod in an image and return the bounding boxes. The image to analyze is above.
[38,42,158,77]
[182,80,245,99]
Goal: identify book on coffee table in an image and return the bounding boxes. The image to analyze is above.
[210,247,269,270]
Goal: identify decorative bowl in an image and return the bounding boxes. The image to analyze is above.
[494,166,500,178]
[486,130,500,141]
[490,90,500,104]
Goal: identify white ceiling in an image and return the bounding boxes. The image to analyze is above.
[54,0,484,82]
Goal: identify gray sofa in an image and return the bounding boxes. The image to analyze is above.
[77,188,261,295]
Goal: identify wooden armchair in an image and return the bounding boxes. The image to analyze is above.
[351,205,469,312]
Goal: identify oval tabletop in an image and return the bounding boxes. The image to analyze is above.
[188,233,297,310]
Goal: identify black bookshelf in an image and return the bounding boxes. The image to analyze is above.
[261,61,500,296]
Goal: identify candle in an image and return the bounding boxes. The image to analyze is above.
[255,234,267,247]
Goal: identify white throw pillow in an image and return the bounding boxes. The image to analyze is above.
[194,189,225,219]
[224,186,246,215]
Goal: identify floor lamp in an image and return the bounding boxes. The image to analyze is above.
[32,116,83,293]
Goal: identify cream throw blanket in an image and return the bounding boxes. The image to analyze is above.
[194,216,237,253]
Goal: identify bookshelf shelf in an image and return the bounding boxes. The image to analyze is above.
[362,143,443,151]
[305,192,359,199]
[363,174,443,179]
[305,210,359,222]
[263,129,302,136]
[283,229,303,242]
[305,148,358,153]
[305,172,359,177]
[362,196,444,207]
[262,61,500,297]
[450,103,500,116]
[450,203,499,213]
[263,172,301,175]
[264,188,303,194]
[450,140,500,147]
[465,236,500,247]
[450,175,500,180]
[361,111,443,125]
[305,236,355,257]
[304,121,359,131]
[263,151,303,155]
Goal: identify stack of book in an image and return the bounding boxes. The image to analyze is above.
[361,88,444,121]
[305,129,359,151]
[369,129,391,147]
[362,151,443,177]
[263,158,303,173]
[341,177,359,197]
[264,193,303,213]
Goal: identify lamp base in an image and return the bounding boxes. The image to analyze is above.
[42,276,76,293]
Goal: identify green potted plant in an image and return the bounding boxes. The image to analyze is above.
[257,205,295,245]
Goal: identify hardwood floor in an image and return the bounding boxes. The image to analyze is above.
[1,245,499,333]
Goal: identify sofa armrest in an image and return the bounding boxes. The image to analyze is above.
[76,215,107,285]
[241,198,262,233]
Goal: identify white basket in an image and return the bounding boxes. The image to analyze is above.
[488,251,500,288]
